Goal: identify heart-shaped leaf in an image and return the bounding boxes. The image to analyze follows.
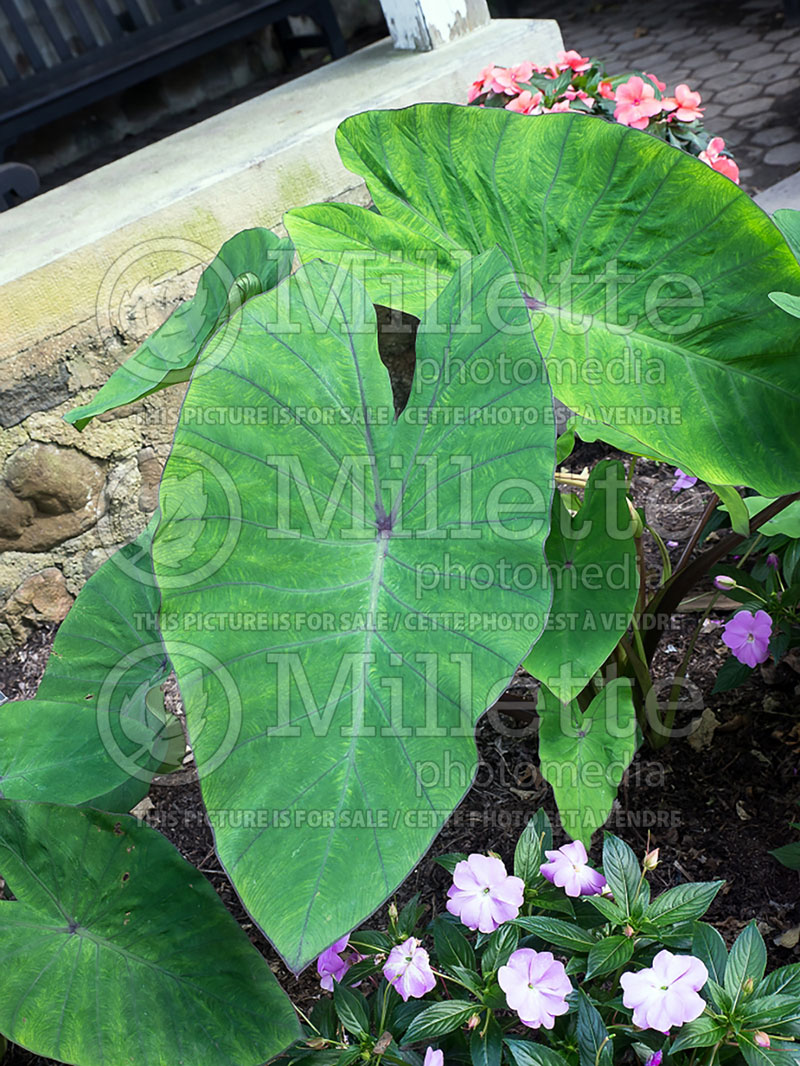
[0,800,300,1065]
[1,524,171,810]
[524,461,638,703]
[537,680,638,846]
[66,229,294,430]
[152,249,556,970]
[286,105,800,496]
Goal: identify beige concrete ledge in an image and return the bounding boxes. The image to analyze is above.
[0,18,562,360]
[0,19,562,648]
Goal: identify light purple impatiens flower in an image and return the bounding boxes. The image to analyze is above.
[424,1048,444,1066]
[383,937,436,1001]
[540,841,606,897]
[446,853,525,933]
[672,469,698,492]
[721,609,772,668]
[498,948,572,1029]
[317,935,352,991]
[620,950,708,1033]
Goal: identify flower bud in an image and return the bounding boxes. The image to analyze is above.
[645,1052,663,1066]
[743,977,755,997]
[623,924,635,938]
[388,902,398,922]
[767,553,780,570]
[714,574,737,590]
[643,848,659,871]
[754,1033,770,1049]
[306,1038,327,1050]
[467,1014,481,1030]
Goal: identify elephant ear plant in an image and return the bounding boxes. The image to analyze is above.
[0,105,798,1065]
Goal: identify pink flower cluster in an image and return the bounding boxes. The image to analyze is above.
[468,52,739,183]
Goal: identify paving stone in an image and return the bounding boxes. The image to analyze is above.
[768,75,799,95]
[751,125,798,147]
[726,40,777,61]
[688,59,740,81]
[714,82,761,104]
[738,51,775,71]
[723,97,775,118]
[764,142,800,166]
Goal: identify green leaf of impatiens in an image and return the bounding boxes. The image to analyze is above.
[514,808,553,885]
[524,462,638,702]
[433,915,477,973]
[646,881,724,927]
[758,963,800,999]
[584,934,634,979]
[404,1001,477,1043]
[575,990,613,1066]
[602,834,641,918]
[152,249,556,971]
[66,229,294,430]
[481,923,520,974]
[726,921,767,1009]
[669,1015,729,1054]
[470,1013,502,1066]
[0,800,300,1066]
[286,105,800,496]
[333,982,370,1038]
[505,1038,571,1066]
[537,680,638,846]
[512,916,597,954]
[693,922,728,988]
[739,1035,800,1066]
[0,524,171,810]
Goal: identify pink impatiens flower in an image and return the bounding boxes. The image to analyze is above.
[644,72,666,93]
[614,76,663,129]
[447,853,525,933]
[383,937,436,1001]
[556,49,592,73]
[498,949,572,1029]
[598,79,615,100]
[317,935,352,990]
[699,137,740,184]
[663,84,704,122]
[424,1049,444,1066]
[505,90,543,115]
[467,64,495,103]
[722,609,772,667]
[620,950,708,1033]
[540,840,606,897]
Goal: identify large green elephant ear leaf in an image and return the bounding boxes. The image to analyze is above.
[285,105,800,497]
[0,522,173,810]
[152,247,556,972]
[537,679,638,846]
[524,461,638,704]
[66,229,294,430]
[0,800,300,1065]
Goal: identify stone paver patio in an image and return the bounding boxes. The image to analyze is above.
[518,0,800,195]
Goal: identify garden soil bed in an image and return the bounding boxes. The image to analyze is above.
[2,449,800,1066]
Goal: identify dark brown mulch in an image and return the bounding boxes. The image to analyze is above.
[2,457,800,1065]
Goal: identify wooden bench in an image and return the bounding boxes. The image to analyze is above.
[0,0,347,208]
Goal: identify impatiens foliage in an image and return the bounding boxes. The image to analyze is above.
[279,812,798,1066]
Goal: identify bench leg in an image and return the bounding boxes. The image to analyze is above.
[0,162,40,211]
[315,0,347,58]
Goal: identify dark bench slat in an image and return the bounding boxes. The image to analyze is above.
[1,0,48,72]
[60,0,101,51]
[114,0,150,32]
[0,34,22,83]
[91,0,128,41]
[28,0,74,63]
